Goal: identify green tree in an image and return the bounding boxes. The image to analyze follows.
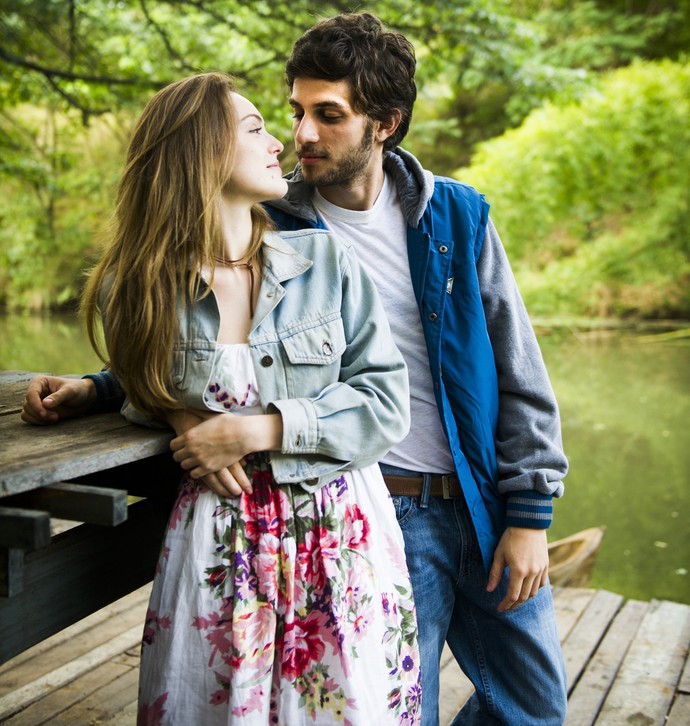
[460,60,690,319]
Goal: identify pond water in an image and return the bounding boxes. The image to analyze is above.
[1,312,688,604]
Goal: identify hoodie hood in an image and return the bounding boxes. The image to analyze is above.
[263,147,435,229]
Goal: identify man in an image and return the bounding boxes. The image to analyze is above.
[22,13,568,725]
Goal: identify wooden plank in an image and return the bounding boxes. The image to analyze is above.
[439,653,473,726]
[42,664,139,725]
[0,372,50,417]
[0,624,142,721]
[3,483,128,527]
[564,598,648,726]
[560,589,624,692]
[0,497,170,664]
[0,549,23,598]
[0,413,173,497]
[553,587,597,643]
[0,585,149,696]
[666,693,690,726]
[99,699,139,725]
[678,651,690,694]
[0,508,51,550]
[597,599,690,724]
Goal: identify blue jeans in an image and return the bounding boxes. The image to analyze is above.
[387,470,567,725]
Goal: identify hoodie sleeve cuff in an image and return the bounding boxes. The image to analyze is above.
[505,491,553,529]
[82,370,125,413]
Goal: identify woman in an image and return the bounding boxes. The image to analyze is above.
[80,73,420,725]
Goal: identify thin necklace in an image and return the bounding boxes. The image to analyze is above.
[213,255,256,318]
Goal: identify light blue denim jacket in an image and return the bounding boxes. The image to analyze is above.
[119,229,410,492]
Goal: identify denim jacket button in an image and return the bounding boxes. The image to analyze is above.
[429,312,438,321]
[439,245,448,253]
[261,355,273,367]
[322,341,333,355]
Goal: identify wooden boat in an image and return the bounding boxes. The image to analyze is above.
[548,526,605,587]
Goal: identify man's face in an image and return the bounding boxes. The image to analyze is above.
[289,77,377,189]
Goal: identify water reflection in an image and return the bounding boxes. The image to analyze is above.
[1,313,688,604]
[540,332,690,604]
[0,311,102,374]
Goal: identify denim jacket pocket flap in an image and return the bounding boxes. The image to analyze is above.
[280,317,346,365]
[171,349,186,385]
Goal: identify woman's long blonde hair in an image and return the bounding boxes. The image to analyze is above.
[81,72,271,416]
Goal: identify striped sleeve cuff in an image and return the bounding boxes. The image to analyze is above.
[82,370,125,413]
[505,491,553,529]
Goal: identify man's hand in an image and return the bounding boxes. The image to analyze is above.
[487,527,549,612]
[21,376,97,425]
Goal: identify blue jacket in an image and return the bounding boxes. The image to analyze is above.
[264,148,568,565]
[103,230,410,491]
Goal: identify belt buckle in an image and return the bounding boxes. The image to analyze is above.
[441,475,453,499]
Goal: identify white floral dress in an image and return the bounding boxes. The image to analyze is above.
[137,344,421,725]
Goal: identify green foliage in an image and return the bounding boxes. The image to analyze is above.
[410,0,689,174]
[0,105,125,308]
[1,1,689,311]
[459,60,690,319]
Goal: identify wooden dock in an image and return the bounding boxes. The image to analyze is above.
[0,583,688,725]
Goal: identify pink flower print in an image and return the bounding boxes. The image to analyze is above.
[384,530,408,573]
[234,601,276,663]
[343,597,375,645]
[343,504,371,550]
[281,611,327,679]
[138,692,168,725]
[209,677,230,706]
[154,546,170,575]
[253,533,281,604]
[297,528,327,590]
[245,511,281,545]
[142,609,171,646]
[231,685,265,717]
[205,623,234,667]
[317,525,344,580]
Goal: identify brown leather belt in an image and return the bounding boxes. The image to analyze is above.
[383,474,462,499]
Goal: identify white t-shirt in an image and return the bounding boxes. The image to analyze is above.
[313,175,455,474]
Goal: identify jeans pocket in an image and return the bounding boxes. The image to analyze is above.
[391,495,416,526]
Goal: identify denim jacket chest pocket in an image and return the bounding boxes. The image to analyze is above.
[279,314,346,365]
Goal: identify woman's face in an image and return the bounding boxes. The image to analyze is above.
[222,93,288,203]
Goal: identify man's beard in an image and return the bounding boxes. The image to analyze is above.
[299,121,375,188]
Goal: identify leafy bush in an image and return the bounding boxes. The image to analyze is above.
[458,59,690,318]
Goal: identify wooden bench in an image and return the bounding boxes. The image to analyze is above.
[0,370,178,664]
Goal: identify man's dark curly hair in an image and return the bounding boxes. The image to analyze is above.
[285,13,417,150]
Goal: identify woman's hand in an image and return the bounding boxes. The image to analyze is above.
[166,410,253,498]
[170,412,283,486]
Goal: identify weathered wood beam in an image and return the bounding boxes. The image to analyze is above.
[0,507,51,550]
[0,548,24,598]
[4,483,128,527]
[0,496,170,663]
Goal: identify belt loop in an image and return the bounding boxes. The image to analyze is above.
[420,473,431,508]
[442,475,452,500]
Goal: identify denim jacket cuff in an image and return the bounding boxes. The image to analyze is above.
[269,398,318,455]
